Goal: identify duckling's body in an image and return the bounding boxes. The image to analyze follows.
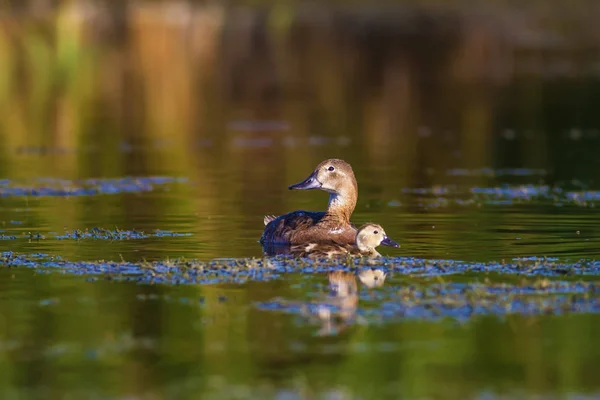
[290,239,354,259]
[290,223,399,258]
[261,159,359,246]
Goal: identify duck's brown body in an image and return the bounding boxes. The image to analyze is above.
[261,211,358,246]
[260,159,359,246]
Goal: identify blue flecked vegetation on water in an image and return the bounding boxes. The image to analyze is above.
[255,278,600,324]
[392,184,600,208]
[2,252,600,283]
[55,228,192,240]
[0,228,191,241]
[446,168,548,177]
[0,176,187,197]
[3,252,600,321]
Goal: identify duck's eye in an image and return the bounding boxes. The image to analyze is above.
[328,166,335,171]
[373,230,379,234]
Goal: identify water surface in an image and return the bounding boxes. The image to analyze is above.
[2,2,600,398]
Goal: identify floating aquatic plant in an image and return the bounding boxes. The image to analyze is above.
[2,252,600,285]
[446,168,548,177]
[256,268,600,331]
[392,184,600,208]
[0,176,187,197]
[55,228,191,241]
[0,228,191,241]
[257,277,600,324]
[2,252,600,322]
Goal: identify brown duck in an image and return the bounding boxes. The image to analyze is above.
[260,158,360,246]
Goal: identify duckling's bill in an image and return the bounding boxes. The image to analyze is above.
[288,170,322,190]
[381,236,400,248]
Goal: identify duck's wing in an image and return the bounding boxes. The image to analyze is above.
[260,211,326,245]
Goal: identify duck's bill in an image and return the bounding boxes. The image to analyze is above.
[381,236,400,248]
[289,171,322,190]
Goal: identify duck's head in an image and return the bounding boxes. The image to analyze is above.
[327,271,358,297]
[288,159,357,196]
[356,223,400,254]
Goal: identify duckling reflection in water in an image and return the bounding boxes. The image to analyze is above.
[358,268,387,288]
[291,223,399,258]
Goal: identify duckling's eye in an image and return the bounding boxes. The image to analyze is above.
[373,230,379,234]
[328,166,335,172]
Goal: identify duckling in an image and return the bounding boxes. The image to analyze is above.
[291,223,399,258]
[261,158,359,246]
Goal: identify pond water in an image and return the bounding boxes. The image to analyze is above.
[2,2,600,399]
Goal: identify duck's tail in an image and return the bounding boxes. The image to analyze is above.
[263,215,277,225]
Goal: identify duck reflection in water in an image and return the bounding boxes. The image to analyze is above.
[301,269,388,336]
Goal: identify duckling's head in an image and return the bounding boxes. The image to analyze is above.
[356,223,400,254]
[289,158,357,196]
[358,268,387,288]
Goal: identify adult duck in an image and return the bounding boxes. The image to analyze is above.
[260,158,359,246]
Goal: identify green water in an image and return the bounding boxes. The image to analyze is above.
[2,266,600,398]
[2,2,600,398]
[2,144,600,398]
